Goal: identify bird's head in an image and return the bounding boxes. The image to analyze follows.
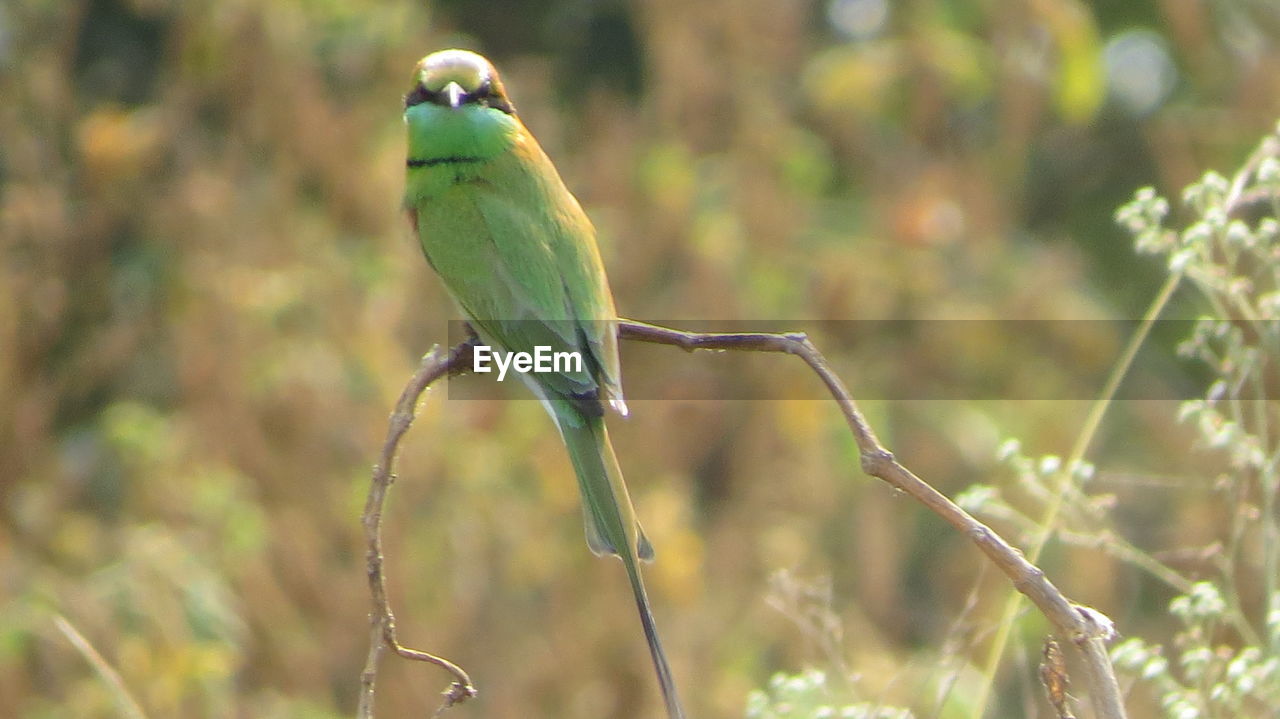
[405,49,515,115]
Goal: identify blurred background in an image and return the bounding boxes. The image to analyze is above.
[3,0,1279,717]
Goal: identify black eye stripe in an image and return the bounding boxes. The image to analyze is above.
[403,81,515,115]
[404,85,431,108]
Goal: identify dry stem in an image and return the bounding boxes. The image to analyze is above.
[358,320,1125,719]
[358,340,479,719]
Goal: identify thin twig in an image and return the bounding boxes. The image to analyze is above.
[54,614,149,719]
[359,339,479,719]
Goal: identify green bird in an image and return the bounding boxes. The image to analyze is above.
[402,49,685,719]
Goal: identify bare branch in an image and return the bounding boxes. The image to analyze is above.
[618,320,1127,719]
[360,320,1126,718]
[359,339,479,719]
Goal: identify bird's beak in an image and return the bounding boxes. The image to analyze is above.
[443,81,465,109]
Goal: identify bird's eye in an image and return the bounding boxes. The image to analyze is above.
[404,84,431,108]
[472,82,515,115]
[486,96,515,115]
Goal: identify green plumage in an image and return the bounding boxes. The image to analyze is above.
[402,49,683,719]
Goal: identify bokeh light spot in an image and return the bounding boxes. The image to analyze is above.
[827,0,889,41]
[1103,29,1176,116]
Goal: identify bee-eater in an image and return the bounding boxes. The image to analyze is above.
[402,49,685,719]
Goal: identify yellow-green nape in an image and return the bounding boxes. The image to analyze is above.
[416,48,497,94]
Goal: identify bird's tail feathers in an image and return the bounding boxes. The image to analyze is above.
[553,402,683,718]
[620,540,686,719]
[554,404,653,561]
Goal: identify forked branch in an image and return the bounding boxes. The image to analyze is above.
[359,320,1125,719]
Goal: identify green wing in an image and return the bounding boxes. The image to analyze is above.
[415,148,623,407]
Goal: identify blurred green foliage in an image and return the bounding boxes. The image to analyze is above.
[2,0,1279,717]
